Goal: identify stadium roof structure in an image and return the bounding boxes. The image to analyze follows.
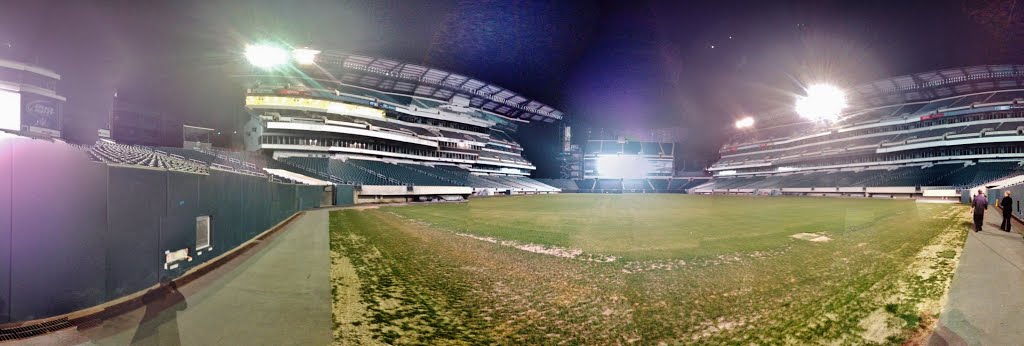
[314,51,564,124]
[853,64,1024,107]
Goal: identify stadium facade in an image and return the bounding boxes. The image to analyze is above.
[536,126,712,193]
[0,57,64,137]
[698,65,1024,198]
[239,50,560,199]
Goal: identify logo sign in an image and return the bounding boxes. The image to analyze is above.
[26,100,56,117]
[21,95,61,133]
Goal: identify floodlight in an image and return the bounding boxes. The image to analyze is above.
[735,116,755,129]
[292,48,320,65]
[795,84,847,121]
[244,44,289,69]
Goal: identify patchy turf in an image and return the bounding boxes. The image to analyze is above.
[329,194,967,345]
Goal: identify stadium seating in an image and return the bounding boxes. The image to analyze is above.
[647,179,669,191]
[535,178,579,192]
[461,174,558,192]
[400,163,470,185]
[88,142,209,174]
[928,161,1023,188]
[575,179,597,190]
[982,90,1024,104]
[622,179,646,190]
[596,179,623,190]
[348,160,449,185]
[518,177,560,192]
[280,157,398,185]
[708,161,1024,190]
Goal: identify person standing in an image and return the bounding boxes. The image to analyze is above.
[973,190,988,232]
[1000,191,1014,232]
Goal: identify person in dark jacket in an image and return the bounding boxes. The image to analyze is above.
[1000,191,1013,232]
[973,190,988,232]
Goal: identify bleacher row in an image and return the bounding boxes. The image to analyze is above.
[85,142,210,174]
[708,161,1023,190]
[535,178,710,193]
[277,156,558,192]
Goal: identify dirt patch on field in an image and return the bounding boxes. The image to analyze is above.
[329,251,380,345]
[790,232,832,242]
[857,308,902,343]
[454,232,619,263]
[859,206,969,344]
[620,248,788,273]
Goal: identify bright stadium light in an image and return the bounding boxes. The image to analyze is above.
[735,116,755,129]
[596,156,652,178]
[795,84,847,121]
[245,44,289,69]
[292,48,320,65]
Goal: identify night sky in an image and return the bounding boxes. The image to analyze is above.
[2,0,1020,177]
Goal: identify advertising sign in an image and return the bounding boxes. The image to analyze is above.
[246,95,385,119]
[20,92,61,136]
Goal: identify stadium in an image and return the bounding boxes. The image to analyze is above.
[698,65,1024,201]
[2,3,1024,345]
[239,49,561,201]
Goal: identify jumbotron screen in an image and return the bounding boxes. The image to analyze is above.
[586,156,673,178]
[0,89,20,132]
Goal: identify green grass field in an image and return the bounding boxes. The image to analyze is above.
[328,194,968,345]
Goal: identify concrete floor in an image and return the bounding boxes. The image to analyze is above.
[10,210,334,346]
[929,207,1024,346]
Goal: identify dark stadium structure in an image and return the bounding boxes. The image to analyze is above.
[697,65,1024,198]
[537,127,711,193]
[239,50,560,200]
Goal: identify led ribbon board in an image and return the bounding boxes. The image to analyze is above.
[246,95,385,119]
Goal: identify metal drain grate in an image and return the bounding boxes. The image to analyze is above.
[0,317,71,341]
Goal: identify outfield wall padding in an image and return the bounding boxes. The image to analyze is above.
[105,166,165,302]
[0,137,324,324]
[0,143,12,323]
[335,184,355,206]
[9,139,109,322]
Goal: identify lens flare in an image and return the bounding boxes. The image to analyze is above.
[244,44,289,69]
[795,84,847,121]
[735,117,755,129]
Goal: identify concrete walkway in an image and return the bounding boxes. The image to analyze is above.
[11,210,334,346]
[929,207,1024,346]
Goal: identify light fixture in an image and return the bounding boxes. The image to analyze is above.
[292,48,320,65]
[735,116,755,129]
[244,44,289,69]
[795,84,847,121]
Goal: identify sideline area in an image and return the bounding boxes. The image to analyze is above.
[929,207,1024,345]
[5,210,334,345]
